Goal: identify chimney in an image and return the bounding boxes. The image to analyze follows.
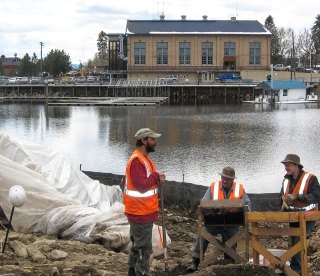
[202,15,208,21]
[181,15,186,21]
[231,16,236,21]
[159,13,165,20]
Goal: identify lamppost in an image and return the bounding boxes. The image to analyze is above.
[40,42,44,76]
[310,51,315,83]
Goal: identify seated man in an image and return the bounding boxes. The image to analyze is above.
[280,154,320,274]
[188,166,251,272]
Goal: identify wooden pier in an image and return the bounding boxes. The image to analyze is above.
[0,80,259,104]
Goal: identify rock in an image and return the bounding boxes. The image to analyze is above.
[49,249,68,260]
[27,244,46,262]
[10,240,28,258]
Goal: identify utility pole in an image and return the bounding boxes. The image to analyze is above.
[40,42,44,76]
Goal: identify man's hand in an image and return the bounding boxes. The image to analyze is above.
[286,194,298,205]
[158,172,166,184]
[281,199,289,211]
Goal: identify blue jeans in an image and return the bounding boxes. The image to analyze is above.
[192,225,239,259]
[289,221,315,274]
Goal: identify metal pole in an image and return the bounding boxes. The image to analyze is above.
[2,206,15,253]
[160,184,169,275]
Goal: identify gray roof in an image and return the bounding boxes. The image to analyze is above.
[126,20,270,35]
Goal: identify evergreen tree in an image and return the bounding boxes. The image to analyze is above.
[264,15,282,64]
[19,53,32,76]
[43,49,72,77]
[97,31,108,60]
[0,57,3,74]
[311,14,320,64]
[31,53,39,76]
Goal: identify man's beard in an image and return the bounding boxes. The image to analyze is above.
[146,143,156,153]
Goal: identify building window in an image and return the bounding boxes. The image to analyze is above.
[134,42,146,65]
[224,42,235,56]
[179,42,191,65]
[249,42,261,65]
[202,42,213,65]
[283,89,288,96]
[157,42,168,65]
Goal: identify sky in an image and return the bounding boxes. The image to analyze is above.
[0,0,319,65]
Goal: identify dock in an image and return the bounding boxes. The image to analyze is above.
[48,97,168,106]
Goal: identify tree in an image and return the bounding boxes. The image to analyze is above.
[0,57,3,74]
[297,28,314,67]
[264,15,282,64]
[31,53,40,76]
[311,14,320,65]
[43,49,72,77]
[19,53,32,76]
[97,31,108,60]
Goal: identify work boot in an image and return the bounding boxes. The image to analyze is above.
[186,257,200,272]
[128,267,136,276]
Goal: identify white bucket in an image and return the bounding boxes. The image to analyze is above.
[259,249,290,273]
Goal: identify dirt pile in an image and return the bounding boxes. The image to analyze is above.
[1,206,320,275]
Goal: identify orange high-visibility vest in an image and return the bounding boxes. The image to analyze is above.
[210,180,244,200]
[282,171,318,211]
[123,149,158,215]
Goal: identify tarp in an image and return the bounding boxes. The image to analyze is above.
[0,134,170,253]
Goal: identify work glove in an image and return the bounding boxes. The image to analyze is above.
[286,194,298,205]
[281,200,289,211]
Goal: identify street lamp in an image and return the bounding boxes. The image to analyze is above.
[310,51,315,83]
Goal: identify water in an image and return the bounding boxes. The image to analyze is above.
[1,103,320,193]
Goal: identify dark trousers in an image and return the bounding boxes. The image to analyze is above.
[192,225,239,259]
[128,221,153,276]
[289,221,315,274]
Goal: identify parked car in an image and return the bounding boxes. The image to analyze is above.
[87,76,97,83]
[29,77,43,84]
[76,76,87,83]
[273,64,291,71]
[0,76,9,85]
[305,68,318,73]
[216,73,242,82]
[159,75,178,84]
[8,77,20,84]
[45,77,55,84]
[19,77,29,84]
[295,67,306,72]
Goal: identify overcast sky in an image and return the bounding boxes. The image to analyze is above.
[0,0,319,65]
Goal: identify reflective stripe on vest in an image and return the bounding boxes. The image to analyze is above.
[125,188,158,198]
[213,182,219,200]
[299,173,310,194]
[234,182,240,198]
[283,179,289,194]
[212,181,242,200]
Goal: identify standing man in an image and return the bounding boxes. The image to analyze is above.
[124,128,166,276]
[188,166,251,272]
[280,154,320,274]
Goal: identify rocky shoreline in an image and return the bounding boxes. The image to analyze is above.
[1,172,320,275]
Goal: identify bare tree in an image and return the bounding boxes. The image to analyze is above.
[297,28,315,67]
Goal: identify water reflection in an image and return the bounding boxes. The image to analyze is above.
[1,103,320,193]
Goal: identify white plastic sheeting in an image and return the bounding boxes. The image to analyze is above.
[0,134,170,253]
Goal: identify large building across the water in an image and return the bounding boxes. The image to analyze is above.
[123,15,271,82]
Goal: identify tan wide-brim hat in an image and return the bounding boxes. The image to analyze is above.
[134,128,161,140]
[218,166,236,180]
[281,154,303,167]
